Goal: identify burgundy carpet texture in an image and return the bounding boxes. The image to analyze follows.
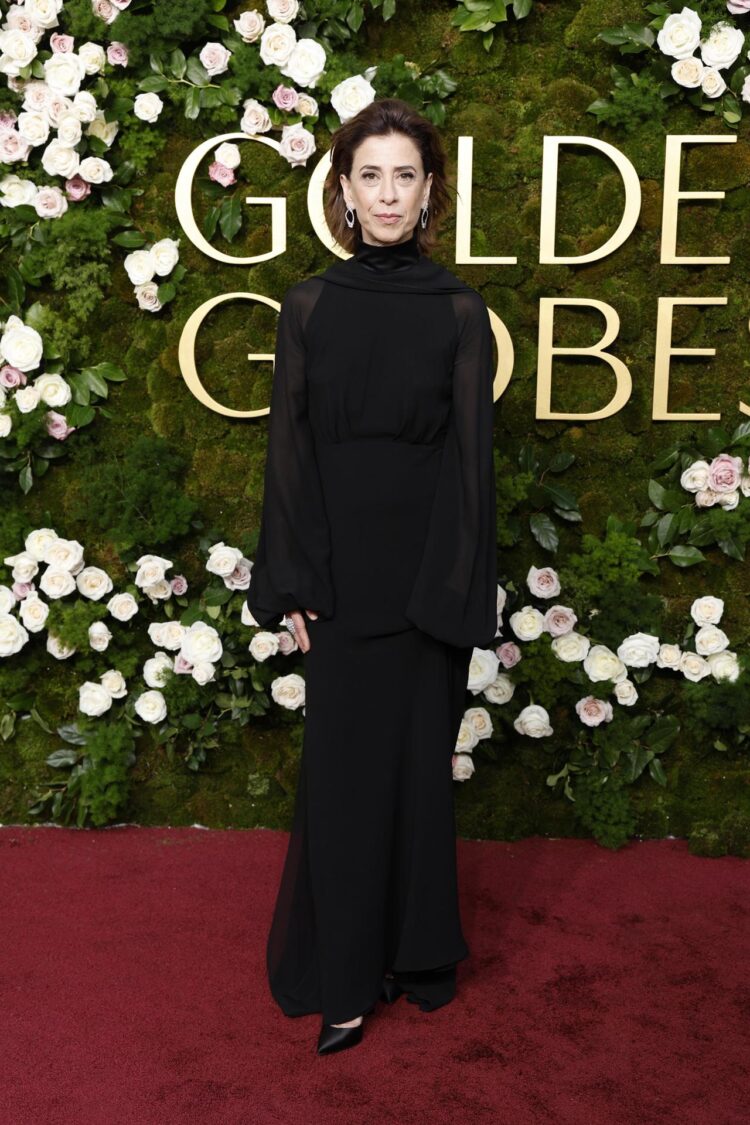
[1,826,748,1125]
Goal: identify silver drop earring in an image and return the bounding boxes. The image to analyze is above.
[420,203,429,229]
[344,204,356,229]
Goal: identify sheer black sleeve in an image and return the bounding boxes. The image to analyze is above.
[405,290,498,650]
[246,280,334,630]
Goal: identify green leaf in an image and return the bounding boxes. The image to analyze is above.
[547,451,575,472]
[648,478,667,509]
[718,536,745,561]
[156,281,176,304]
[186,56,210,86]
[541,482,577,510]
[219,196,242,242]
[667,544,705,567]
[184,86,202,119]
[529,512,559,552]
[19,464,33,494]
[648,757,668,787]
[112,230,147,248]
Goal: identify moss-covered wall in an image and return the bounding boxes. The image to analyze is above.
[2,0,749,852]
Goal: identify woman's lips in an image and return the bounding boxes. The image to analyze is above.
[376,215,400,223]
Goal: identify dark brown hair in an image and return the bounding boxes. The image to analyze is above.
[323,97,451,257]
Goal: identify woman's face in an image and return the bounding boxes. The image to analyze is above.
[340,132,432,247]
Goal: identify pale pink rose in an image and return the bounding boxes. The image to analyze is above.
[0,111,17,129]
[727,0,750,13]
[170,575,188,595]
[575,695,614,727]
[174,652,193,674]
[527,564,561,599]
[543,604,577,637]
[707,452,743,492]
[272,84,299,111]
[279,122,316,167]
[199,42,232,76]
[65,175,91,201]
[45,411,76,440]
[0,131,32,164]
[50,34,75,53]
[107,42,129,66]
[0,365,26,389]
[92,0,119,23]
[208,160,236,187]
[276,630,298,655]
[497,641,522,669]
[13,581,36,598]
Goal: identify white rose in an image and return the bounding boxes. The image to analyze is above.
[41,138,80,178]
[740,474,750,498]
[44,52,87,96]
[583,644,627,684]
[134,553,173,587]
[192,661,216,685]
[1,315,43,371]
[34,560,70,601]
[0,586,16,613]
[199,42,231,76]
[671,56,704,87]
[464,706,493,740]
[278,121,316,167]
[142,579,172,603]
[575,695,614,727]
[271,671,306,709]
[134,689,167,724]
[614,679,638,706]
[34,184,69,219]
[467,647,500,694]
[143,652,174,688]
[47,633,76,659]
[85,623,111,655]
[207,540,243,577]
[617,632,660,668]
[107,592,139,621]
[513,704,553,738]
[150,237,180,276]
[0,612,29,656]
[21,81,49,113]
[679,650,711,682]
[330,74,376,123]
[708,650,740,683]
[656,643,682,669]
[695,488,718,507]
[34,372,70,406]
[147,620,185,651]
[234,11,265,42]
[78,42,106,74]
[690,595,723,625]
[6,9,45,37]
[716,489,739,510]
[241,98,272,135]
[551,631,590,662]
[86,110,118,146]
[133,92,163,123]
[124,249,156,286]
[0,131,31,164]
[455,718,479,754]
[483,672,515,705]
[15,384,42,413]
[701,67,726,98]
[72,90,98,123]
[657,8,702,59]
[3,551,39,585]
[526,564,561,599]
[180,620,223,665]
[509,605,545,641]
[452,752,475,782]
[134,282,162,312]
[700,22,745,70]
[19,594,49,633]
[259,22,296,67]
[25,0,63,29]
[0,29,38,74]
[76,566,114,600]
[1,174,38,207]
[16,111,50,146]
[296,93,318,117]
[267,0,300,21]
[0,413,11,438]
[680,460,710,492]
[25,528,58,562]
[543,604,577,637]
[100,668,127,697]
[695,624,729,655]
[43,536,84,571]
[79,680,113,716]
[78,156,113,184]
[214,141,241,169]
[250,630,280,662]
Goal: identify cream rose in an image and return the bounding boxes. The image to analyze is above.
[180,621,222,665]
[79,42,106,74]
[671,56,704,87]
[17,111,50,146]
[147,620,186,650]
[551,631,590,662]
[452,752,475,781]
[464,706,493,740]
[101,669,127,697]
[47,633,76,659]
[41,138,80,178]
[1,315,44,372]
[330,75,376,123]
[690,595,723,625]
[134,689,167,723]
[134,553,173,587]
[656,643,682,669]
[25,528,58,561]
[509,605,545,642]
[234,11,265,42]
[455,719,479,754]
[617,632,660,668]
[695,624,729,655]
[483,672,515,706]
[150,237,180,276]
[271,671,306,709]
[76,566,114,600]
[679,650,711,682]
[88,621,112,651]
[107,592,139,621]
[86,111,118,146]
[35,372,71,406]
[1,174,38,207]
[124,249,156,286]
[701,67,726,98]
[44,52,87,96]
[133,92,163,123]
[0,612,29,656]
[144,652,174,688]
[680,459,710,493]
[19,594,49,633]
[514,704,553,738]
[583,644,627,683]
[700,21,745,70]
[25,0,64,29]
[250,630,281,662]
[72,90,98,122]
[207,540,244,577]
[614,679,638,706]
[657,8,702,59]
[79,156,113,184]
[0,29,39,75]
[0,586,18,613]
[467,647,500,694]
[708,650,740,683]
[43,536,84,571]
[15,384,42,413]
[79,680,113,716]
[260,22,296,67]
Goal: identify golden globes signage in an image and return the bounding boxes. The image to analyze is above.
[175,132,748,423]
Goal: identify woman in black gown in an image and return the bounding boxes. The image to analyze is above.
[246,98,498,1054]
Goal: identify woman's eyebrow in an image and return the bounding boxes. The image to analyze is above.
[358,164,417,171]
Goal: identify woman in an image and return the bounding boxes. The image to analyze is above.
[246,97,498,1055]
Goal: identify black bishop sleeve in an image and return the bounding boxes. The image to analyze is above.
[404,290,498,650]
[246,284,335,631]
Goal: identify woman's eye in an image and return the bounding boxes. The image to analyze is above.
[361,172,415,181]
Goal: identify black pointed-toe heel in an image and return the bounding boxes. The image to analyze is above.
[316,1006,375,1055]
[381,976,404,1004]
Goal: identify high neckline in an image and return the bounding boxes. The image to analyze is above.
[354,226,421,272]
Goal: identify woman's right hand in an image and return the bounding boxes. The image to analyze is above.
[289,608,319,653]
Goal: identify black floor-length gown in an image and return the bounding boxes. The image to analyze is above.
[246,226,498,1026]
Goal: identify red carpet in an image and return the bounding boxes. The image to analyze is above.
[1,826,748,1125]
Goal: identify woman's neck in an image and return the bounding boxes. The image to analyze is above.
[353,226,421,272]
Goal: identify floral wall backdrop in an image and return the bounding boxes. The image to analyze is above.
[1,0,750,854]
